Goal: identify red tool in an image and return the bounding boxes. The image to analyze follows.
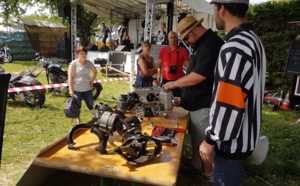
[151,126,186,137]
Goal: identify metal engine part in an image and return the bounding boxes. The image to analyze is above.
[117,86,173,117]
[66,103,163,165]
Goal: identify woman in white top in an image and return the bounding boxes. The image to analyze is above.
[68,46,98,123]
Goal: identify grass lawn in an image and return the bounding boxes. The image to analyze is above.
[0,61,300,186]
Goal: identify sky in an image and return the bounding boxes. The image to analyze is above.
[24,0,269,16]
[250,0,269,4]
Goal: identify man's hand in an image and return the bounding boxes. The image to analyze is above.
[199,140,214,165]
[163,81,176,91]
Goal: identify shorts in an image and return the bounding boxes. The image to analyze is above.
[189,108,210,148]
[74,90,94,110]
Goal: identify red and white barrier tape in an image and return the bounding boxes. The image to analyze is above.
[8,77,131,93]
[7,65,133,93]
[9,65,129,76]
[95,66,107,70]
[106,66,130,76]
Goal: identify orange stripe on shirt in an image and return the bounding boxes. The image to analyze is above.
[217,81,247,109]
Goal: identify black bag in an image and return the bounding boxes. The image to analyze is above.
[64,97,80,118]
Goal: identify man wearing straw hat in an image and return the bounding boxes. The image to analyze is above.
[199,0,266,185]
[163,15,224,182]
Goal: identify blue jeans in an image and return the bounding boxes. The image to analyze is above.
[213,153,246,186]
[74,90,93,110]
[135,75,153,88]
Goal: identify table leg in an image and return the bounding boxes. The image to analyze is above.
[100,177,106,186]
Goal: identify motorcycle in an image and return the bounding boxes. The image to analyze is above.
[35,55,103,99]
[0,63,46,107]
[0,41,13,63]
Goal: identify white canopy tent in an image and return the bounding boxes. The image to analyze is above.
[78,0,215,46]
[81,0,213,21]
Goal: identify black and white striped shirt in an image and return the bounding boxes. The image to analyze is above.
[205,23,266,160]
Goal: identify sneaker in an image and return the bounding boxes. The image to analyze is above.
[201,174,214,183]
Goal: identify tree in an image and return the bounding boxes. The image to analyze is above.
[0,0,100,47]
[247,0,300,91]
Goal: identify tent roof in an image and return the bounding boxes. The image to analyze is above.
[0,18,66,32]
[182,0,213,15]
[80,0,212,21]
[20,19,66,28]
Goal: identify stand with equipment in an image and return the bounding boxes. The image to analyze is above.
[17,107,188,186]
[284,40,300,108]
[285,39,300,123]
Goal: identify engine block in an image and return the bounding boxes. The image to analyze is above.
[117,86,173,118]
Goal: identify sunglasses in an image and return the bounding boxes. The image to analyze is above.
[183,33,190,41]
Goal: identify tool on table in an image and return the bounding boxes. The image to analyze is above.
[151,126,186,147]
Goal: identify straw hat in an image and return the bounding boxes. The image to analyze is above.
[177,15,204,40]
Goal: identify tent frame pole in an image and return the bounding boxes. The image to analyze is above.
[70,0,77,61]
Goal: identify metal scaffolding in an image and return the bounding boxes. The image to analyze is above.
[144,1,154,42]
[70,1,77,61]
[144,0,174,42]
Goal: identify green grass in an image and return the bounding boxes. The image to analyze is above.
[244,106,300,186]
[0,61,300,186]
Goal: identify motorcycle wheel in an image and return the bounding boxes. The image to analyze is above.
[92,83,103,100]
[3,53,13,63]
[24,90,46,107]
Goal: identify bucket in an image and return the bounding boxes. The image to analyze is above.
[250,136,269,165]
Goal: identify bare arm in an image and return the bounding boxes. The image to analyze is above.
[184,60,189,70]
[68,64,75,97]
[157,59,163,81]
[163,72,206,91]
[138,58,157,76]
[90,65,98,87]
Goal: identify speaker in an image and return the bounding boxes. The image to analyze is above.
[86,44,98,51]
[115,45,129,52]
[123,18,129,26]
[57,39,71,60]
[141,20,145,28]
[58,4,71,18]
[178,12,187,23]
[98,45,110,52]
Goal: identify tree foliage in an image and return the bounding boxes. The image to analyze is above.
[0,0,100,46]
[247,0,300,91]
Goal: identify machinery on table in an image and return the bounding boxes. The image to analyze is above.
[66,103,171,165]
[116,86,173,118]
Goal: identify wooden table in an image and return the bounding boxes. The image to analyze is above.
[17,107,188,186]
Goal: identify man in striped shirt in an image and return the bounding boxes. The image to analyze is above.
[199,0,266,185]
